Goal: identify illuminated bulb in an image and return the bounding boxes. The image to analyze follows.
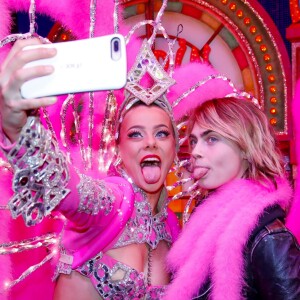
[221,0,228,4]
[266,64,273,71]
[260,45,267,52]
[264,54,271,62]
[270,97,277,103]
[270,108,276,114]
[244,17,251,25]
[229,3,236,10]
[250,26,257,34]
[270,86,276,93]
[255,35,262,43]
[237,10,243,18]
[268,75,275,82]
[270,118,277,125]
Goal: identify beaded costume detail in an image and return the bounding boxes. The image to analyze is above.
[77,174,114,215]
[113,186,172,249]
[6,117,70,226]
[77,252,166,300]
[74,183,172,300]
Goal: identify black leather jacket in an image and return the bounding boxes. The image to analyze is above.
[194,206,300,300]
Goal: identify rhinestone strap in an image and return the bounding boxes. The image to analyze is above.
[77,174,114,215]
[113,186,172,250]
[6,117,70,226]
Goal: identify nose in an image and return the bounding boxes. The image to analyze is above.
[191,141,203,159]
[145,135,157,149]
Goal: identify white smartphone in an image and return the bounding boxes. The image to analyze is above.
[21,34,127,98]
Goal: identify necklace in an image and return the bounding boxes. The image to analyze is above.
[147,245,153,286]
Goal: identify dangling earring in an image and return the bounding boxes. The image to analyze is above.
[113,155,122,168]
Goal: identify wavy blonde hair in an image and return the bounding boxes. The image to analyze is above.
[187,97,284,185]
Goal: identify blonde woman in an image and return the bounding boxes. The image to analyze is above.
[165,97,300,300]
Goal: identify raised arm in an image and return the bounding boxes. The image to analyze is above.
[0,38,57,142]
[0,39,134,229]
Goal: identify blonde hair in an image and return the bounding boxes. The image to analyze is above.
[187,97,284,184]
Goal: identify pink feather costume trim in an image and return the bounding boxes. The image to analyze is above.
[286,80,300,241]
[164,178,292,300]
[167,63,236,122]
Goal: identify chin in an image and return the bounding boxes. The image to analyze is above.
[142,182,164,194]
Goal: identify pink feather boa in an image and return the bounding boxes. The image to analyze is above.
[286,80,300,241]
[164,178,292,300]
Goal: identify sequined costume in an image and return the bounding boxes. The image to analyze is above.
[0,116,180,299]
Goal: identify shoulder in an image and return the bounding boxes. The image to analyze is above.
[250,206,300,263]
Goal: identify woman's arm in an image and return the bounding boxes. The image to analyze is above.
[0,39,134,229]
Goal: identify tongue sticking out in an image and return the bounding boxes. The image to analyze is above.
[193,167,209,180]
[142,166,161,184]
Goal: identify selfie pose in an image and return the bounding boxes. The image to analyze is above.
[165,95,300,299]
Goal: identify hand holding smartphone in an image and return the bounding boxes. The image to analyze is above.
[20,34,127,98]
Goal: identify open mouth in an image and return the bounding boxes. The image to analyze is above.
[140,156,161,167]
[140,155,162,184]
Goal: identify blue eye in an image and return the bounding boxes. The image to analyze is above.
[207,136,218,144]
[128,130,142,138]
[156,130,170,138]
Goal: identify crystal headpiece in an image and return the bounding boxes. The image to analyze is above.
[125,39,176,105]
[115,38,179,149]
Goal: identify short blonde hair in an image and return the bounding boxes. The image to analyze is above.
[187,97,284,184]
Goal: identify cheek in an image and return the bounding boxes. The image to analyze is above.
[218,153,243,175]
[211,150,229,166]
[118,144,136,166]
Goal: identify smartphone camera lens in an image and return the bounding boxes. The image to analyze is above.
[111,37,121,61]
[113,40,119,52]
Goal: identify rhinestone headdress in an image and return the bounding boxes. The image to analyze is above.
[116,39,179,149]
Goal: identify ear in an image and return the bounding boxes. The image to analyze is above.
[241,151,247,160]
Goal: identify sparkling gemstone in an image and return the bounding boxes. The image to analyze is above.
[19,176,29,186]
[142,59,149,65]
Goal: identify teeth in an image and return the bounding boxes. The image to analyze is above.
[144,158,159,162]
[141,157,160,167]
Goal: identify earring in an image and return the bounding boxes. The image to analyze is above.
[113,156,122,167]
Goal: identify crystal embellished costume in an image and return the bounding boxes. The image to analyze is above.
[1,116,180,299]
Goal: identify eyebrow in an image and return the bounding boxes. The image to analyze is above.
[127,124,170,131]
[189,129,213,139]
[201,130,214,138]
